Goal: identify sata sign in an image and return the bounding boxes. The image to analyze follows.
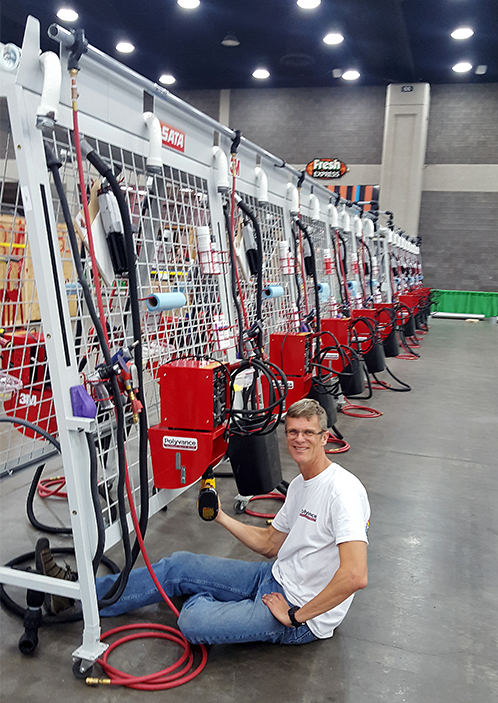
[306,158,348,179]
[160,121,185,153]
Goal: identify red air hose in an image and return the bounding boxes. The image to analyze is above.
[341,399,382,418]
[244,492,285,519]
[91,460,208,689]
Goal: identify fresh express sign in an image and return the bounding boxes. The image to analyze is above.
[306,158,348,179]
[161,121,186,153]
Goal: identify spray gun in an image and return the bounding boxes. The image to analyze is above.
[87,344,143,422]
[197,466,219,521]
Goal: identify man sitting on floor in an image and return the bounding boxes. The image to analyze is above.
[37,398,370,645]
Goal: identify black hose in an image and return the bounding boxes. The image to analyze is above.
[80,140,149,569]
[223,204,245,358]
[295,219,321,336]
[44,143,132,607]
[229,358,287,436]
[0,549,120,625]
[235,198,263,344]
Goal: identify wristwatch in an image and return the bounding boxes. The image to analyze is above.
[288,605,305,627]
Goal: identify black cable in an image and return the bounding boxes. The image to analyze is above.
[363,238,374,300]
[295,219,321,336]
[0,549,119,626]
[223,204,245,358]
[290,222,302,316]
[229,358,288,436]
[0,417,105,572]
[44,143,132,607]
[80,140,149,570]
[373,365,411,392]
[235,197,263,346]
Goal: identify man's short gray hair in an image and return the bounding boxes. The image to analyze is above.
[285,399,328,433]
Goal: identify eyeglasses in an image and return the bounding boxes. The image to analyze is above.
[285,429,325,438]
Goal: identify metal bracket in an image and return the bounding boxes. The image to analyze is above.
[175,452,186,484]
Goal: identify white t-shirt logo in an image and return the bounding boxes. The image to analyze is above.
[299,508,317,522]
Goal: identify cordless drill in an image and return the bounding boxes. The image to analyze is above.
[197,466,219,521]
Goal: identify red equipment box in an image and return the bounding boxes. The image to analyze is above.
[269,332,312,377]
[158,359,228,431]
[149,359,229,489]
[149,424,227,489]
[321,317,350,346]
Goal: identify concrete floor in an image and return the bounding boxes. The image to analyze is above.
[1,318,497,702]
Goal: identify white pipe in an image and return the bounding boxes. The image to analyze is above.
[36,52,61,128]
[255,166,268,205]
[363,218,374,239]
[287,182,299,216]
[340,207,351,233]
[353,214,362,238]
[310,193,320,223]
[212,146,230,193]
[432,312,484,320]
[328,203,338,228]
[143,112,163,173]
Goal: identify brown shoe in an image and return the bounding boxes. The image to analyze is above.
[35,538,77,614]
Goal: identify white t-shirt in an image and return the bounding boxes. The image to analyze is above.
[271,462,370,639]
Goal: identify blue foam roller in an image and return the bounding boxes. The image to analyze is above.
[317,281,330,301]
[146,292,186,312]
[262,285,284,299]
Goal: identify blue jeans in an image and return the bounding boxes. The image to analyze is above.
[96,551,317,646]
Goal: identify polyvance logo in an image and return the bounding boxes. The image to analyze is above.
[160,121,185,153]
[306,158,348,179]
[162,435,198,451]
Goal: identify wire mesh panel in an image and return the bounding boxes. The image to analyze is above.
[1,107,236,541]
[233,194,297,344]
[0,99,59,477]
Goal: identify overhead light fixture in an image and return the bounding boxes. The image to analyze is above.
[56,7,79,22]
[297,0,321,8]
[177,0,200,8]
[452,62,472,73]
[332,68,343,78]
[221,33,240,47]
[159,74,176,85]
[252,68,270,80]
[475,65,488,75]
[342,69,360,81]
[116,42,135,53]
[323,33,344,45]
[451,27,474,40]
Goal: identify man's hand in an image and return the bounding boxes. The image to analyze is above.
[262,592,293,626]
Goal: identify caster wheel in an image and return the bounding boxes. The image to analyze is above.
[233,500,246,514]
[72,659,93,679]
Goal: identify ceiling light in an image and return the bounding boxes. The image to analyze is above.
[56,7,79,22]
[475,65,488,75]
[451,27,474,40]
[159,74,176,85]
[452,62,472,73]
[221,33,240,47]
[116,42,134,53]
[332,68,343,78]
[177,0,200,8]
[342,69,360,81]
[323,33,344,46]
[252,68,270,80]
[297,0,321,8]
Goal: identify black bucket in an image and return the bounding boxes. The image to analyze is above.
[339,354,365,397]
[228,431,282,496]
[403,315,416,337]
[363,341,386,373]
[307,377,337,427]
[383,328,399,357]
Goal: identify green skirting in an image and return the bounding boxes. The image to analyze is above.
[433,290,498,317]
